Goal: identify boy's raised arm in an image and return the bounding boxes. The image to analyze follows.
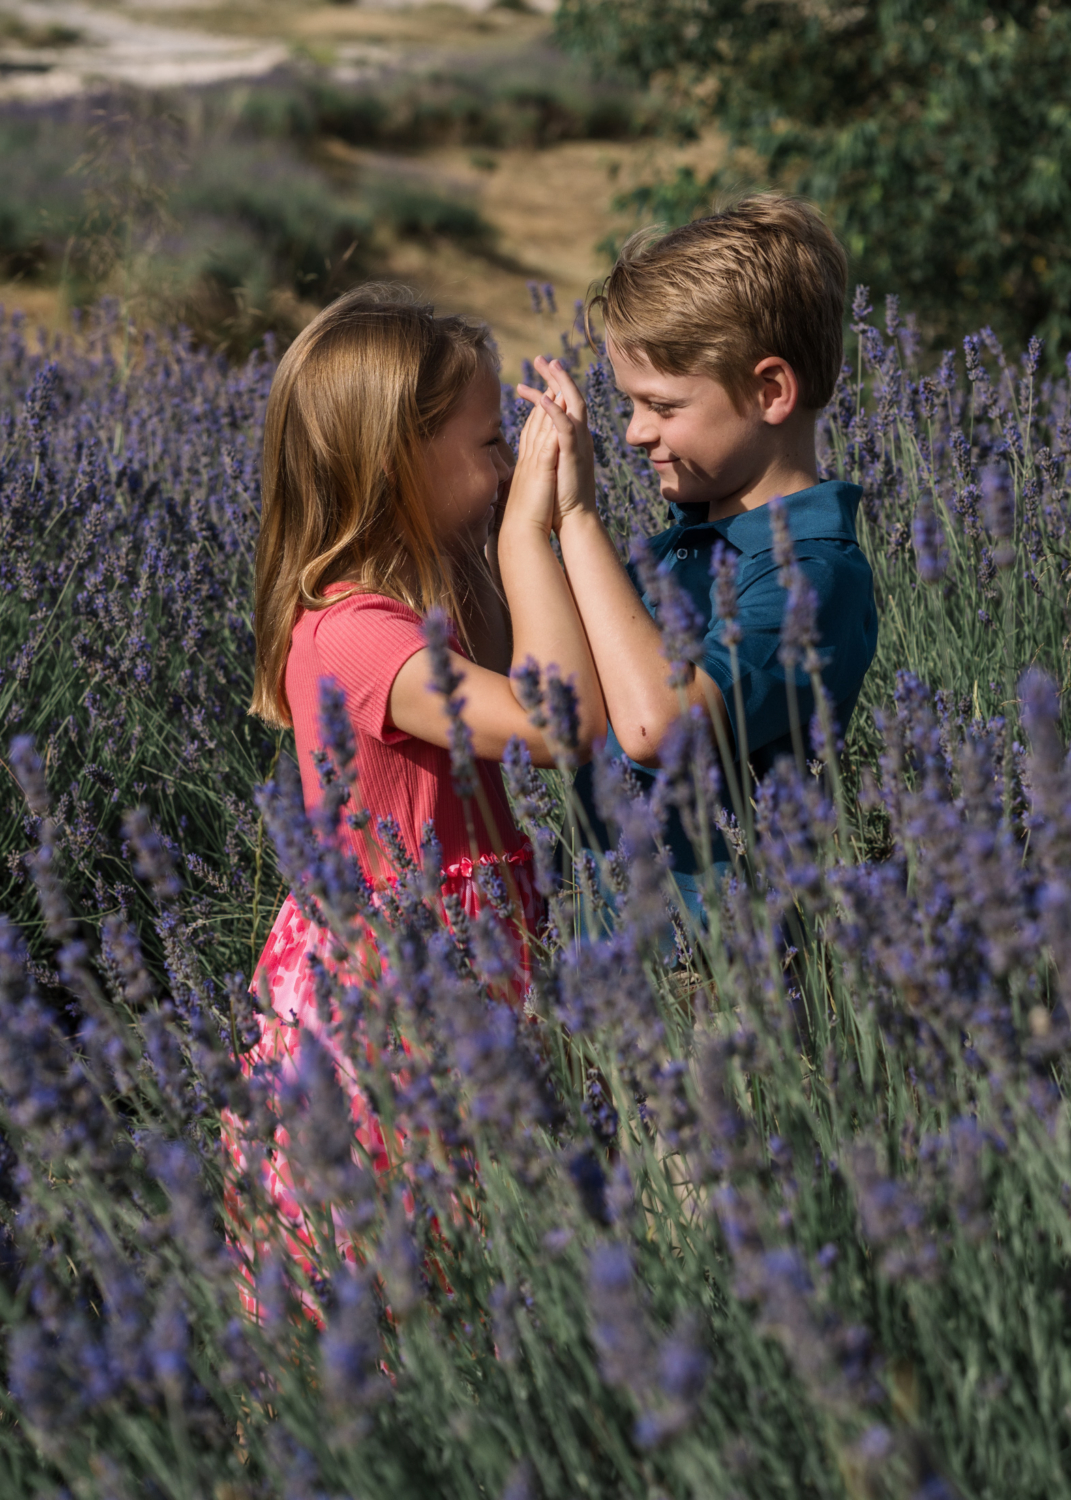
[517,362,728,768]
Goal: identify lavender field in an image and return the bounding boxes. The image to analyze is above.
[1,296,1070,1499]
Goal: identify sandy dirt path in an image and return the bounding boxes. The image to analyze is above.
[0,1,290,99]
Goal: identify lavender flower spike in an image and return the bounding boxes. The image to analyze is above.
[544,668,581,764]
[423,608,478,798]
[768,495,795,573]
[711,541,742,648]
[511,656,547,728]
[779,569,819,670]
[912,496,949,584]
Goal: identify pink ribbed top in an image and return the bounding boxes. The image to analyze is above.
[285,587,527,883]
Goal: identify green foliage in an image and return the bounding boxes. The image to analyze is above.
[558,0,1071,352]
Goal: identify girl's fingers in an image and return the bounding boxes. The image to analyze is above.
[515,406,560,474]
[516,396,550,460]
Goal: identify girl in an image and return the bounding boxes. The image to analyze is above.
[226,287,603,1291]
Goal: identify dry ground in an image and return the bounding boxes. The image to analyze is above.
[327,132,726,377]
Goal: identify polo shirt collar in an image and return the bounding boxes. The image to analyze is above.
[668,480,863,559]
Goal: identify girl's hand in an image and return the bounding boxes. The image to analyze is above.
[499,392,561,540]
[517,357,596,530]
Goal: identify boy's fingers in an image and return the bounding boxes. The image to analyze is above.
[534,356,587,423]
[516,381,562,411]
[538,393,578,447]
[519,379,568,420]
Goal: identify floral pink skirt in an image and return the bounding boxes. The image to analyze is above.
[223,848,540,1314]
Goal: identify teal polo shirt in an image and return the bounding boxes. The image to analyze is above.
[574,480,878,896]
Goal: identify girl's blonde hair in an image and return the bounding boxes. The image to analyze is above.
[251,286,497,728]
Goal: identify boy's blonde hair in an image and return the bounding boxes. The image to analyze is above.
[590,193,848,411]
[251,286,496,729]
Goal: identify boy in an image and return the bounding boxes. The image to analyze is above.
[518,193,878,911]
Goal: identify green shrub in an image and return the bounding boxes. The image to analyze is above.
[175,143,376,292]
[263,57,675,152]
[0,114,84,276]
[557,0,1071,353]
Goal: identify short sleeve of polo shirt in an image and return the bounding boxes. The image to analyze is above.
[633,484,874,760]
[700,540,876,756]
[310,595,430,745]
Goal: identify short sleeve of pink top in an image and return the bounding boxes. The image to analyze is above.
[285,588,530,882]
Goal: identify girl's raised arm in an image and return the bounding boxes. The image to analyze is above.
[388,401,606,767]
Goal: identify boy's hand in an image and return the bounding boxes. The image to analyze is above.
[516,357,596,531]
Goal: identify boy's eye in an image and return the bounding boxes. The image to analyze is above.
[649,403,677,417]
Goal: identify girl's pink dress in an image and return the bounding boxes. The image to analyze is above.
[224,589,539,1307]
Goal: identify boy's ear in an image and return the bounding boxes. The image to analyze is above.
[753,356,801,426]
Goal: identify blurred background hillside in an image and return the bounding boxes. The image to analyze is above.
[0,0,721,375]
[0,0,1067,374]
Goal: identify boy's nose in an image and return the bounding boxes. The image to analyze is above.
[625,412,655,448]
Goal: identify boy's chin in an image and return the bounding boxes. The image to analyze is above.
[657,471,712,508]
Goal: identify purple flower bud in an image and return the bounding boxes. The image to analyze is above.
[850,284,872,331]
[500,1461,535,1500]
[656,1316,709,1402]
[912,496,948,583]
[569,1148,611,1224]
[768,495,794,572]
[981,468,1016,567]
[9,735,49,817]
[779,569,818,667]
[711,540,742,648]
[318,677,357,782]
[587,1244,654,1396]
[123,807,183,903]
[23,360,59,470]
[320,1266,384,1412]
[543,669,580,760]
[526,281,542,315]
[510,656,547,728]
[423,609,478,798]
[633,539,704,687]
[964,334,986,386]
